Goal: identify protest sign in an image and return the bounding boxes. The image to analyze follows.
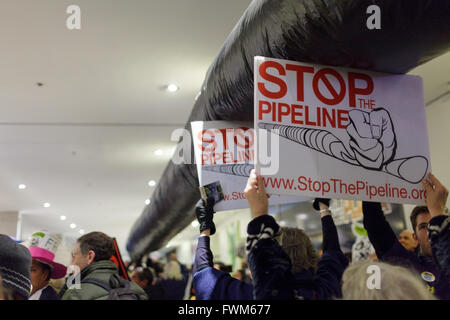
[254,56,430,204]
[191,120,308,211]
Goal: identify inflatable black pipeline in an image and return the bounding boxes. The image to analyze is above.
[127,0,450,261]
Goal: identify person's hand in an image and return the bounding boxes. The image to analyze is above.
[313,198,330,211]
[313,198,331,218]
[195,197,216,235]
[346,108,396,169]
[422,173,448,218]
[244,169,268,218]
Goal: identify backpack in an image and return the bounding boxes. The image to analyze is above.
[81,274,143,300]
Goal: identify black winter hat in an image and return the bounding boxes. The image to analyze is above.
[0,234,32,298]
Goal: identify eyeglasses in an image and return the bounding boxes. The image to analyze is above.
[71,250,80,258]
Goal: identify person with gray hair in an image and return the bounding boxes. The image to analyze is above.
[341,260,436,300]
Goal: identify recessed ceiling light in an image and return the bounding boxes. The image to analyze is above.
[70,223,76,229]
[145,199,151,205]
[167,84,179,92]
[148,180,156,187]
[79,229,85,235]
[43,202,51,208]
[191,221,199,228]
[60,215,66,221]
[18,184,26,190]
[154,149,163,156]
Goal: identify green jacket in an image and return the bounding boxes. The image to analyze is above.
[62,260,147,300]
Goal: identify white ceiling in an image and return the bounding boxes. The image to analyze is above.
[0,0,253,258]
[0,0,448,260]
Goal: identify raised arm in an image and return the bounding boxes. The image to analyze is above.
[313,198,341,252]
[423,173,450,277]
[313,198,349,299]
[193,198,215,273]
[244,170,295,300]
[361,201,399,259]
[193,197,253,300]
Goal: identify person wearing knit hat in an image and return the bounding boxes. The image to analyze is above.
[28,231,67,300]
[0,234,32,300]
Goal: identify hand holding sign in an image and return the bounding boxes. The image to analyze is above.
[422,173,449,218]
[347,108,396,170]
[244,169,269,218]
[195,197,216,235]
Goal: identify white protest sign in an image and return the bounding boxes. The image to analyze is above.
[191,120,309,211]
[254,56,430,204]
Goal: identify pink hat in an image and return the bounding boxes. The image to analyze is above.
[28,231,67,279]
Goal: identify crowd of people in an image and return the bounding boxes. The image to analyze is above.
[0,172,448,300]
[192,171,448,300]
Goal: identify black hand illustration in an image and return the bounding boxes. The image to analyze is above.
[346,108,396,170]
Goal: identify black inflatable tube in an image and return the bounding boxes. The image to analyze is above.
[126,0,450,261]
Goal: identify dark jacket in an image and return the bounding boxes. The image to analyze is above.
[362,201,450,300]
[246,214,348,300]
[157,278,187,300]
[193,236,254,300]
[61,260,147,300]
[179,262,189,283]
[144,283,167,300]
[428,215,450,281]
[38,285,60,300]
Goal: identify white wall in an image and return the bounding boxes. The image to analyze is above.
[0,211,18,237]
[403,93,450,231]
